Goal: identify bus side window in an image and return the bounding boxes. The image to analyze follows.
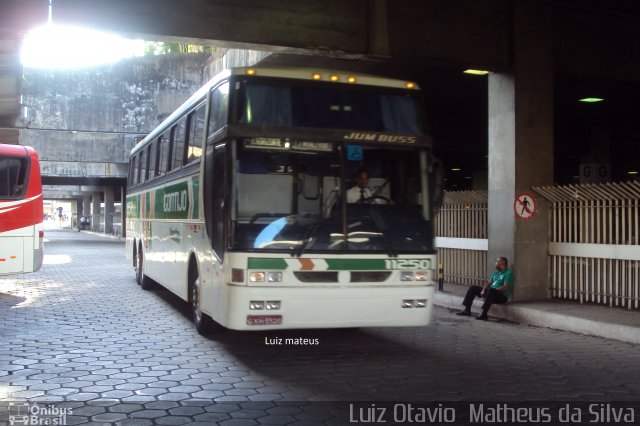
[154,137,163,177]
[208,83,229,136]
[186,104,206,163]
[131,154,139,186]
[138,150,146,183]
[148,142,157,179]
[173,118,186,170]
[128,156,134,186]
[159,130,171,175]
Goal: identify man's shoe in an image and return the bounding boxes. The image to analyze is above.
[456,310,471,316]
[475,313,488,320]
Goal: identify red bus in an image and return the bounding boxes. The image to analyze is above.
[0,144,44,275]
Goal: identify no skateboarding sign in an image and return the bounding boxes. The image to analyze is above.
[514,193,536,220]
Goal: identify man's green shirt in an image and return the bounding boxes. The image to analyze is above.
[489,269,515,299]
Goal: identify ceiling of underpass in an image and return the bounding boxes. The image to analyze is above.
[1,0,640,189]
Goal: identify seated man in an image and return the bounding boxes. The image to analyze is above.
[346,169,389,204]
[456,257,514,320]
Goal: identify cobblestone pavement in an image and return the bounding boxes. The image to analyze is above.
[1,229,640,425]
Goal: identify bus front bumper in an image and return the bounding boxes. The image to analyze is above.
[223,283,435,331]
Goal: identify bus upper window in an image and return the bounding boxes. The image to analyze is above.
[237,82,424,135]
[208,83,229,136]
[239,84,292,126]
[0,156,28,198]
[173,119,186,170]
[187,104,205,163]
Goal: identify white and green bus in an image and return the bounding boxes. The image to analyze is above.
[126,67,440,334]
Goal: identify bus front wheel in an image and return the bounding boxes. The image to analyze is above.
[190,268,221,335]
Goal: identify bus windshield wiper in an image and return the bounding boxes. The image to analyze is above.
[369,209,397,257]
[293,219,322,257]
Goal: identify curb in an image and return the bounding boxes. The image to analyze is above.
[433,291,640,345]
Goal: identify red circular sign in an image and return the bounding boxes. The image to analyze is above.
[514,193,536,220]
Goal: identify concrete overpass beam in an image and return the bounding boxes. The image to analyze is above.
[488,1,553,302]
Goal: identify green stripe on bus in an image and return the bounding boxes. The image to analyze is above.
[248,258,288,270]
[192,177,200,219]
[325,259,387,270]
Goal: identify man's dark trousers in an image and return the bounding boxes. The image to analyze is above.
[462,286,507,313]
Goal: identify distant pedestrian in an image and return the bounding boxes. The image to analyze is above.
[456,257,514,320]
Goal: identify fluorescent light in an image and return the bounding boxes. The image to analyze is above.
[579,97,604,103]
[464,69,489,75]
[451,168,461,171]
[628,171,638,175]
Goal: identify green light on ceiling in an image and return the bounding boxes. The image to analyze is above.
[579,97,604,103]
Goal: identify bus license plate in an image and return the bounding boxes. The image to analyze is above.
[246,315,283,325]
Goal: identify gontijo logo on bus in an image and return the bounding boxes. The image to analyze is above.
[164,189,188,213]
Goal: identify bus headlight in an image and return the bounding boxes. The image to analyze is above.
[400,271,414,281]
[267,272,282,282]
[414,271,428,281]
[249,272,265,282]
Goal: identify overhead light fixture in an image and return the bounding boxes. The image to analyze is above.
[579,97,604,103]
[451,168,461,171]
[464,69,489,75]
[628,171,638,175]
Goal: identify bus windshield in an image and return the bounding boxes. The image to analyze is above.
[232,143,434,254]
[236,81,424,135]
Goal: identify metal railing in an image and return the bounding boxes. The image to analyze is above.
[534,182,640,309]
[434,191,488,285]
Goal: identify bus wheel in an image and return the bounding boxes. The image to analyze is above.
[190,270,220,335]
[136,246,153,290]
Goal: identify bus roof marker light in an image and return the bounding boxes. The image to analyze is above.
[311,73,322,80]
[329,75,340,82]
[579,97,604,103]
[464,69,489,75]
[405,82,416,89]
[347,76,357,83]
[246,68,256,75]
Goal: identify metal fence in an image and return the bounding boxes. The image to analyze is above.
[534,182,640,309]
[434,191,488,285]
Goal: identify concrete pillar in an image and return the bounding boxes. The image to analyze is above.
[92,192,101,232]
[104,187,115,234]
[487,1,553,301]
[72,199,81,230]
[82,195,91,230]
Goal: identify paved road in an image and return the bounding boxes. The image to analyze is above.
[1,229,639,425]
